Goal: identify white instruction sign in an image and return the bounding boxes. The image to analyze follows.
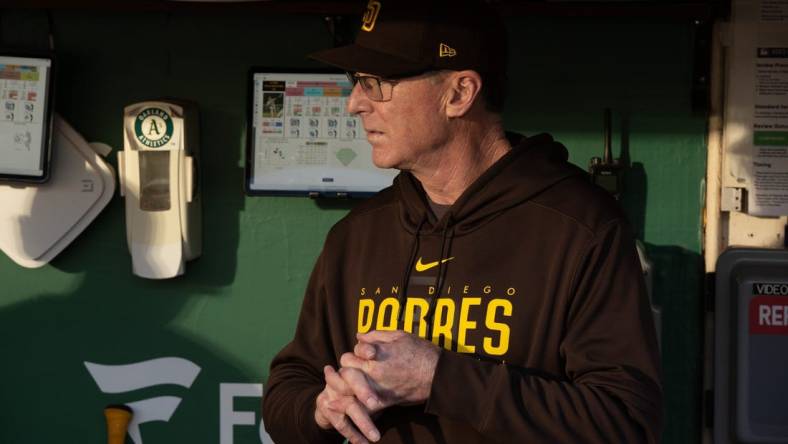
[724,0,788,215]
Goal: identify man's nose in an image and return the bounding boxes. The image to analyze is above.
[346,82,370,115]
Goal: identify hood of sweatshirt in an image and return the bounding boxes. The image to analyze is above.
[396,132,586,236]
[389,132,589,333]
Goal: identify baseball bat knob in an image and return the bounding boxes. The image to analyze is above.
[104,404,133,444]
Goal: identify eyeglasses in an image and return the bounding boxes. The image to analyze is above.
[346,73,400,102]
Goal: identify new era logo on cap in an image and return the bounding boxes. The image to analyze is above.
[439,44,456,58]
[362,0,382,32]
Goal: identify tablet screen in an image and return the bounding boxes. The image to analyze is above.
[246,69,396,197]
[0,54,54,182]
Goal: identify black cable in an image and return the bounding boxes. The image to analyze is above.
[46,9,55,51]
[425,216,454,342]
[397,216,426,327]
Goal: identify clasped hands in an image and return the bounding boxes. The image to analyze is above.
[315,330,441,444]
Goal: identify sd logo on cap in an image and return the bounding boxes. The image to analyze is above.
[362,0,382,32]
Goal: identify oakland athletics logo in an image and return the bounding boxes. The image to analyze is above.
[135,107,174,148]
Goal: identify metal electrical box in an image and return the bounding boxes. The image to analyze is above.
[715,248,788,443]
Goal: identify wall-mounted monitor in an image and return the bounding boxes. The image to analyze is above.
[0,51,55,183]
[245,68,396,197]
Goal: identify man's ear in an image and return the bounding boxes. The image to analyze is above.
[444,70,482,118]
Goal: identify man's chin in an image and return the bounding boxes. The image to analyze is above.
[371,159,398,170]
[371,149,399,170]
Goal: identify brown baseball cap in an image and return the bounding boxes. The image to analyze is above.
[309,0,507,79]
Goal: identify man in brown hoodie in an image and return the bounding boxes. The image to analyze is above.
[262,1,663,443]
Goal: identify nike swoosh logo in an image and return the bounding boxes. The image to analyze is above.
[415,256,454,272]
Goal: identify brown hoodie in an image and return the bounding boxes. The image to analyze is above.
[262,133,663,444]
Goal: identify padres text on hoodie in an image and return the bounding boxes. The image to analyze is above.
[262,133,663,444]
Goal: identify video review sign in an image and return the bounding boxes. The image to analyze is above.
[749,282,788,335]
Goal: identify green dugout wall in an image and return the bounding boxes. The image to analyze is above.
[0,7,705,444]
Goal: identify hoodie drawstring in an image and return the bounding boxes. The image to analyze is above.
[425,216,454,339]
[397,215,426,327]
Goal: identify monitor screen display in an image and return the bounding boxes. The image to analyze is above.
[246,69,396,197]
[0,54,53,182]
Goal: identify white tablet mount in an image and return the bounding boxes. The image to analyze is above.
[0,114,115,267]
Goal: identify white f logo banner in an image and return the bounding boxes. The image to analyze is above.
[85,357,201,444]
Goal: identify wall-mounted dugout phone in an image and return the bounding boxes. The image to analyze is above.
[118,101,201,279]
[588,108,660,351]
[588,108,623,199]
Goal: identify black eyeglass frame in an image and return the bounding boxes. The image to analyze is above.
[346,72,401,102]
